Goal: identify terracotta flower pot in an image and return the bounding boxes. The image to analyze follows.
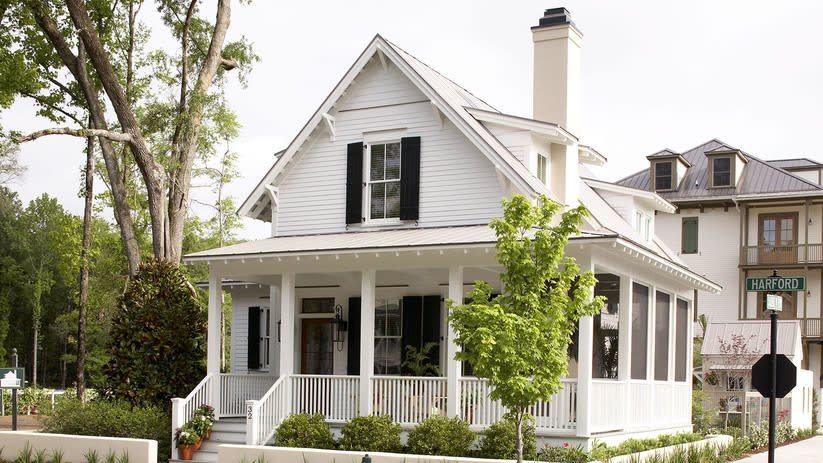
[178,444,195,460]
[204,428,212,440]
[193,438,202,450]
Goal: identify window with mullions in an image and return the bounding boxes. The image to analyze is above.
[537,154,548,184]
[368,143,401,220]
[374,299,402,375]
[712,157,732,187]
[654,161,673,190]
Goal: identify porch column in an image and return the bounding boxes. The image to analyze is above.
[360,269,376,417]
[618,275,633,430]
[576,315,594,437]
[207,269,222,375]
[279,272,295,377]
[446,265,463,418]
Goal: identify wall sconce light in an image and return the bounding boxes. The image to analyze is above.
[808,290,812,297]
[809,218,813,225]
[332,304,348,350]
[277,320,281,342]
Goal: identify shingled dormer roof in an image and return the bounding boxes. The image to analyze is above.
[618,139,823,202]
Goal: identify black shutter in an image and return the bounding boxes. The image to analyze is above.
[347,297,361,375]
[423,295,442,371]
[400,136,421,220]
[401,296,423,374]
[346,142,364,224]
[247,307,260,370]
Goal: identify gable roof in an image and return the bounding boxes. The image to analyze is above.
[618,139,823,201]
[701,321,802,361]
[238,35,562,220]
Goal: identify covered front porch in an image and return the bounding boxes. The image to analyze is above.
[174,227,714,457]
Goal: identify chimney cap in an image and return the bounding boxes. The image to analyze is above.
[533,7,580,32]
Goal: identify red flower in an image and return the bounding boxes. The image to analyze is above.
[564,442,569,447]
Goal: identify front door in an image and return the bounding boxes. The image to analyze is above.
[759,213,797,265]
[301,319,334,374]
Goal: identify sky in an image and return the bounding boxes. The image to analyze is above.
[5,0,823,241]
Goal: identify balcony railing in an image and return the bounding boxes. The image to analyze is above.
[740,244,823,266]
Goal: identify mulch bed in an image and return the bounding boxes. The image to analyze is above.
[0,414,45,431]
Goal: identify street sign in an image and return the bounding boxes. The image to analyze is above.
[0,368,24,389]
[745,276,805,292]
[751,354,796,398]
[766,294,782,312]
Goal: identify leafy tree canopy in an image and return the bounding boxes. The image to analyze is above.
[448,194,604,463]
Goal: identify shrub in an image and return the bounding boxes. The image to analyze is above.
[537,443,587,463]
[103,258,206,406]
[272,413,335,449]
[41,398,171,462]
[338,415,402,453]
[407,415,474,457]
[478,415,536,460]
[748,419,794,449]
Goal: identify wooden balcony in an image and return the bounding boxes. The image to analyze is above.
[801,318,822,339]
[740,244,823,267]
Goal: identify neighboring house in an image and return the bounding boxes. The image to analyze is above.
[700,321,813,431]
[172,9,720,459]
[618,139,823,425]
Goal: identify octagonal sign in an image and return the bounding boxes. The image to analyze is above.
[751,354,796,399]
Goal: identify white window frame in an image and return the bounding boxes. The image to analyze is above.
[634,211,652,241]
[364,141,402,224]
[537,153,548,184]
[374,298,403,375]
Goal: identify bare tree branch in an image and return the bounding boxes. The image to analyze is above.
[22,92,84,125]
[14,126,133,143]
[220,57,237,70]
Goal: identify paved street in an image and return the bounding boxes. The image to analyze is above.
[734,435,823,463]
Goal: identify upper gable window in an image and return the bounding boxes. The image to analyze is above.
[654,161,673,191]
[537,154,548,184]
[368,142,402,220]
[711,156,732,187]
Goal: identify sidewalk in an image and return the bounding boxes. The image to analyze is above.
[734,435,823,463]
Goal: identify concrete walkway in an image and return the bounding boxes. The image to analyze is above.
[734,435,823,463]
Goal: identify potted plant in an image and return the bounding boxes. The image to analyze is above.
[175,425,199,460]
[193,404,215,439]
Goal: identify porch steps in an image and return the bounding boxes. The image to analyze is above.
[171,418,246,463]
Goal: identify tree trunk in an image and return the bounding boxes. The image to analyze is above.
[77,122,93,402]
[515,408,524,463]
[32,325,38,388]
[30,6,142,275]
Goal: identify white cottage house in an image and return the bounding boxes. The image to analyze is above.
[173,8,720,460]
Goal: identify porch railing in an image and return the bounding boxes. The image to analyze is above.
[219,374,278,417]
[372,376,447,425]
[292,375,360,423]
[459,377,577,431]
[170,373,218,459]
[246,376,289,446]
[802,318,821,338]
[740,244,823,266]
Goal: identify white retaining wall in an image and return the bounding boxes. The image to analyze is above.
[217,435,733,463]
[0,432,157,463]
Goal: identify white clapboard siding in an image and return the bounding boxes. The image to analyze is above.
[275,59,504,236]
[485,124,530,165]
[337,57,427,111]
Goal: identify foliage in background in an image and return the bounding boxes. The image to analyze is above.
[449,195,603,463]
[338,415,402,453]
[272,413,335,449]
[406,415,475,457]
[477,414,536,460]
[42,398,170,462]
[103,258,206,406]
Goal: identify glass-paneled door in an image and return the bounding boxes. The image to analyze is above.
[301,319,334,374]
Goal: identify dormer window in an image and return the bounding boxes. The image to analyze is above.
[711,156,732,187]
[705,149,747,188]
[654,161,673,191]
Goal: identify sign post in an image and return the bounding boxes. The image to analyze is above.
[745,271,803,463]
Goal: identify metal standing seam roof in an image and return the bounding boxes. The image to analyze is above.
[618,139,823,200]
[701,321,801,358]
[184,224,612,259]
[767,158,823,169]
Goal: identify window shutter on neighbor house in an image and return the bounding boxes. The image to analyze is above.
[346,142,364,224]
[400,136,421,220]
[247,306,261,370]
[347,297,361,375]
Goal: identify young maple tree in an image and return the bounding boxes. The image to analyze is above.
[448,194,604,463]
